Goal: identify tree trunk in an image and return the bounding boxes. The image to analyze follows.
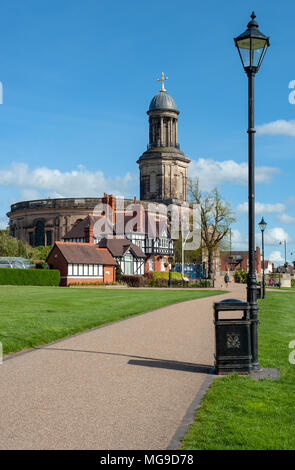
[208,248,214,280]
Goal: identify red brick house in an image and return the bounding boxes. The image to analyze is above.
[62,195,172,274]
[220,246,261,274]
[47,242,117,286]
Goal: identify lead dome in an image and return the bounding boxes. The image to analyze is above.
[149,90,178,111]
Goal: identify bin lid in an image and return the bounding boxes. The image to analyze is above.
[214,298,249,311]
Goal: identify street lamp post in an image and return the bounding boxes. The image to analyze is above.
[259,217,267,299]
[234,12,270,370]
[279,240,287,267]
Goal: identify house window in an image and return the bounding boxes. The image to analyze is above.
[68,263,103,277]
[149,257,154,272]
[124,253,134,275]
[161,257,166,272]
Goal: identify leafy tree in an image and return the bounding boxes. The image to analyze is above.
[0,230,52,261]
[188,178,236,279]
[174,233,202,263]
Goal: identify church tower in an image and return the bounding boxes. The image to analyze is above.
[137,73,190,205]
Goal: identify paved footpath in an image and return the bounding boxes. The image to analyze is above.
[0,284,246,450]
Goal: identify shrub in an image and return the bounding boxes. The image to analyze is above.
[35,262,49,269]
[121,275,145,287]
[171,279,184,288]
[188,279,211,288]
[0,268,60,286]
[234,268,248,284]
[115,263,123,282]
[144,272,154,281]
[291,278,295,288]
[155,278,168,288]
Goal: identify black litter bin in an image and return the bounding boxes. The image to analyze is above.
[256,287,261,299]
[214,299,252,374]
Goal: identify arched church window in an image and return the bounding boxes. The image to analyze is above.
[35,220,45,246]
[150,172,157,193]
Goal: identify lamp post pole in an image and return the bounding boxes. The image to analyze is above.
[234,12,270,371]
[262,228,265,298]
[281,240,287,267]
[259,217,267,299]
[247,68,260,369]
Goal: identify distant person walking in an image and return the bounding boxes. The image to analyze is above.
[224,273,230,288]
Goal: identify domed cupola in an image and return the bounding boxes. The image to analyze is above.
[137,73,190,205]
[149,90,178,112]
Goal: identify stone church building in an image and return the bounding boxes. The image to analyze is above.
[7,75,190,246]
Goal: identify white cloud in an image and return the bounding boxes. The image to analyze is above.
[189,158,279,191]
[231,229,248,250]
[277,213,295,224]
[20,189,42,201]
[0,217,8,229]
[237,202,286,215]
[260,227,291,246]
[0,162,137,198]
[268,251,284,264]
[257,119,295,136]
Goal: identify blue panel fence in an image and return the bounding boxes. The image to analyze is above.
[173,263,206,279]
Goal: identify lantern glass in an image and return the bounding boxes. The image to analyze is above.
[234,13,269,73]
[259,217,267,232]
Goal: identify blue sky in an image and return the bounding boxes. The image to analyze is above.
[0,0,294,264]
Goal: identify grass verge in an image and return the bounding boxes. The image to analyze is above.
[181,292,295,450]
[0,285,223,355]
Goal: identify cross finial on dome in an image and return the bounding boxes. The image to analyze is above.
[157,72,168,92]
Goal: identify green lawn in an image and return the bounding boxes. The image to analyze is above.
[267,286,295,291]
[181,292,295,450]
[0,285,223,355]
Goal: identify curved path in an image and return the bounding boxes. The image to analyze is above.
[0,284,246,450]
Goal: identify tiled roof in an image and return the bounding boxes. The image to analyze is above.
[64,211,172,240]
[98,238,146,258]
[51,242,117,266]
[63,215,102,239]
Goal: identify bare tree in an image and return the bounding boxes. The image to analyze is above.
[188,178,236,280]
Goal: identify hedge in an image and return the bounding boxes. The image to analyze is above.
[121,275,145,287]
[150,271,182,280]
[0,268,60,286]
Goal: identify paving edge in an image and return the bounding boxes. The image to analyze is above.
[3,291,227,363]
[166,373,215,450]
